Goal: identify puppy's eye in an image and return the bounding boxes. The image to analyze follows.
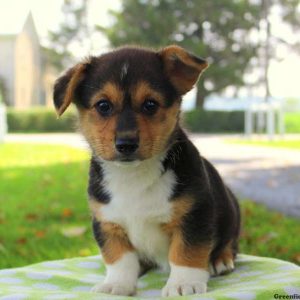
[142,99,159,115]
[95,99,113,116]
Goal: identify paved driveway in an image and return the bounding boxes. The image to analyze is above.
[5,133,300,218]
[192,134,300,218]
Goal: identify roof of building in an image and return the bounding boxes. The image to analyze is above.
[0,9,32,36]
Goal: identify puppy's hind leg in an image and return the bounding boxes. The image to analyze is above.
[209,241,236,277]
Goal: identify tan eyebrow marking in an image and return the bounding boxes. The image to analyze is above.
[90,82,124,108]
[131,81,165,107]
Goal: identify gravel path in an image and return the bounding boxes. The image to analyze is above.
[5,133,300,218]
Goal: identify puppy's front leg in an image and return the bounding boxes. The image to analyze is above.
[93,252,140,296]
[162,230,211,297]
[92,221,139,296]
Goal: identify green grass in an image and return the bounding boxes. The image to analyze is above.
[0,143,98,269]
[239,200,300,265]
[0,143,299,269]
[285,112,300,133]
[230,139,300,150]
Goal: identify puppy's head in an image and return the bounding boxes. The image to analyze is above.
[53,45,208,162]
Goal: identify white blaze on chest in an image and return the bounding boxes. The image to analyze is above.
[100,156,176,265]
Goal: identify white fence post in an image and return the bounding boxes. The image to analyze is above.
[278,103,285,137]
[267,107,275,141]
[245,107,253,139]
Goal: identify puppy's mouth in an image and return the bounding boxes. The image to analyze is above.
[115,153,140,162]
[111,154,142,167]
[118,156,137,162]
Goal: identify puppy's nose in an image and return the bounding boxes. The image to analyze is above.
[115,137,139,155]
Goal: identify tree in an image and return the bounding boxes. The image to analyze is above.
[99,0,261,107]
[0,76,8,106]
[259,0,300,102]
[44,0,89,71]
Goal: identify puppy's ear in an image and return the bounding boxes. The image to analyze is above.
[159,45,208,95]
[53,61,89,116]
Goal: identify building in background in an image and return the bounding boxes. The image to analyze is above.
[0,12,52,109]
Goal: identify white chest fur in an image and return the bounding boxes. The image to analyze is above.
[100,156,176,266]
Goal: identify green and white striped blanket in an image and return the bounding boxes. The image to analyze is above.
[0,254,299,300]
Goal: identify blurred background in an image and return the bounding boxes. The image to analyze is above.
[0,0,299,269]
[1,0,300,132]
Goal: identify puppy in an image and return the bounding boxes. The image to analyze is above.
[53,45,240,297]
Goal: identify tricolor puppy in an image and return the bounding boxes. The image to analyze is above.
[53,45,240,297]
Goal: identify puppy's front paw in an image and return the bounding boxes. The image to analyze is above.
[162,281,207,297]
[91,281,136,296]
[162,264,209,297]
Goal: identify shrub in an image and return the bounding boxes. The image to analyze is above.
[183,109,244,133]
[7,107,77,133]
[6,107,300,134]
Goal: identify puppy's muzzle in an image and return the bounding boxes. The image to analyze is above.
[115,137,139,156]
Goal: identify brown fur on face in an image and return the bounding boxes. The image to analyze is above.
[53,45,208,161]
[79,108,118,161]
[78,82,124,161]
[132,81,180,159]
[78,80,181,161]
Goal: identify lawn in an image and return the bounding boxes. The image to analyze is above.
[240,200,300,265]
[0,143,98,269]
[286,112,300,133]
[230,139,300,150]
[0,143,299,269]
